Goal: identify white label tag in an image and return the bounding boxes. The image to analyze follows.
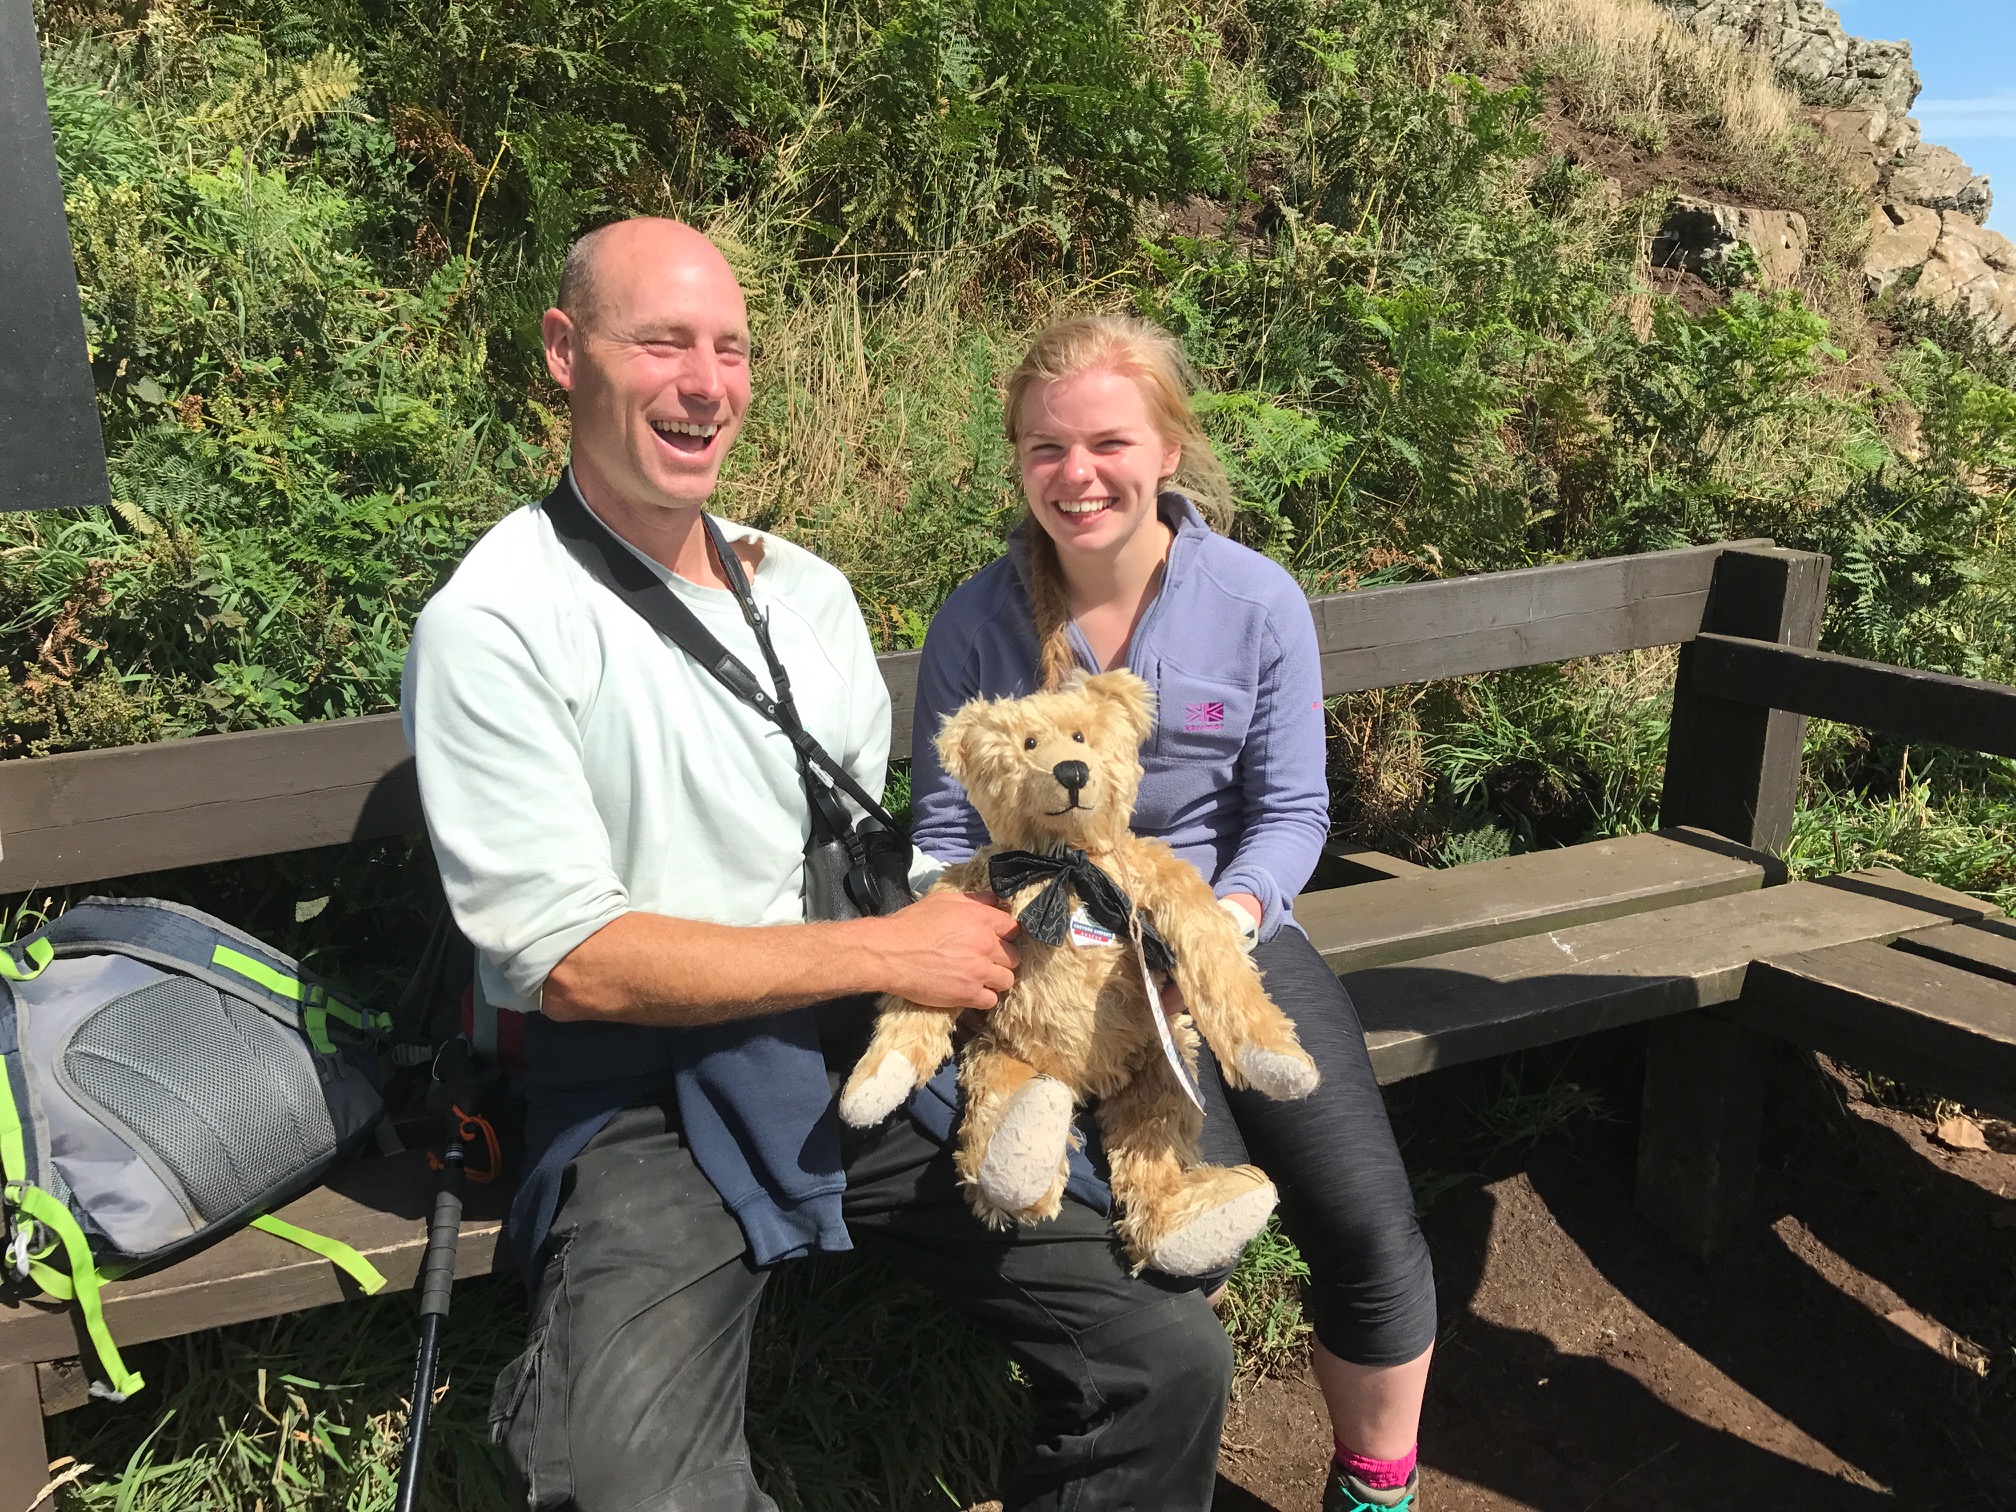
[1067,904,1117,948]
[1138,943,1205,1111]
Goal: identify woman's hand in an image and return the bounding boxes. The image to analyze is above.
[1223,893,1262,928]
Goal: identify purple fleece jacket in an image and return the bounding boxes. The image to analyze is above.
[910,493,1330,939]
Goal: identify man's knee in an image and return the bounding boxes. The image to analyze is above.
[1167,1293,1237,1399]
[1083,1290,1234,1416]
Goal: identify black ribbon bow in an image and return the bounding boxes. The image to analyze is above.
[987,848,1176,974]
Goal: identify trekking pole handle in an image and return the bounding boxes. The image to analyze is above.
[418,1140,464,1320]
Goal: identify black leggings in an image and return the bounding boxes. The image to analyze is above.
[1194,925,1439,1367]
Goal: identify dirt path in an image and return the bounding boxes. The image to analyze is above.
[1212,1045,2016,1512]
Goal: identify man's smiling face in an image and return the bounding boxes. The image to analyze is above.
[543,220,752,511]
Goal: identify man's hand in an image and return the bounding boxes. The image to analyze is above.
[865,891,1021,1011]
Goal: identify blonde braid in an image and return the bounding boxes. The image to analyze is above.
[1026,525,1079,691]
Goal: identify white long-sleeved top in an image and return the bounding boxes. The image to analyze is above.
[400,494,891,1015]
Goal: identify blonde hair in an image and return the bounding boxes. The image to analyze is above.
[1003,315,1235,689]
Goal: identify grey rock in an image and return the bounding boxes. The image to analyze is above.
[1888,142,1994,224]
[1654,196,1809,287]
[1655,0,1920,115]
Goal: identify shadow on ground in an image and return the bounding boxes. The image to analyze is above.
[1217,1028,2015,1511]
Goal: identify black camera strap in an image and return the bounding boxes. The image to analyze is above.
[544,473,902,833]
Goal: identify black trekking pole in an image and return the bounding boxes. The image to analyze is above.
[395,1133,465,1512]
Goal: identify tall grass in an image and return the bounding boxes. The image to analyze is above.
[1497,0,1796,151]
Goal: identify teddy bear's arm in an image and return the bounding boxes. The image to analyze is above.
[836,857,998,1128]
[1124,841,1319,1102]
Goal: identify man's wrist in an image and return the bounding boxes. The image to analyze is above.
[822,913,905,998]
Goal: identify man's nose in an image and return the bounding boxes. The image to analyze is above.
[681,348,728,401]
[1052,759,1089,792]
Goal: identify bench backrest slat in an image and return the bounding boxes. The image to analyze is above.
[0,540,1765,894]
[1314,538,1761,692]
[1688,633,2016,759]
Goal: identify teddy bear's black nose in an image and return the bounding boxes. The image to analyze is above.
[1051,759,1090,793]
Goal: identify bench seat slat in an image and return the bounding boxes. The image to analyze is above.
[1349,868,1988,1083]
[1735,938,2016,1121]
[1891,916,2016,990]
[0,1151,507,1366]
[1299,828,1773,976]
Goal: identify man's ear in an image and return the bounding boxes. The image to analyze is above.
[1083,670,1155,748]
[542,307,579,391]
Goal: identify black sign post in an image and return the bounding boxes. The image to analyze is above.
[0,0,110,513]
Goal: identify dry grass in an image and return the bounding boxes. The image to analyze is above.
[711,251,1101,646]
[1500,0,1797,152]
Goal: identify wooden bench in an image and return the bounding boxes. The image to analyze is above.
[5,538,2015,1511]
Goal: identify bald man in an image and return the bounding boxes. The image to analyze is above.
[401,219,1233,1512]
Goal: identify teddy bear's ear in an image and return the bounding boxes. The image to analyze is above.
[1083,670,1156,748]
[934,700,985,783]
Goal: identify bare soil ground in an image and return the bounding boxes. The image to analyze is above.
[1213,1035,2016,1512]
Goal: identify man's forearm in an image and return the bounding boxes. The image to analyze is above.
[540,910,904,1026]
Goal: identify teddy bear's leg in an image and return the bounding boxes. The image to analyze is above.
[838,1000,956,1128]
[1098,1066,1278,1276]
[953,1046,1075,1228]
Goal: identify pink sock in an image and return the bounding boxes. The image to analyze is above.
[1334,1442,1418,1491]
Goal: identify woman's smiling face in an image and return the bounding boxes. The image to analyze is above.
[1016,368,1181,560]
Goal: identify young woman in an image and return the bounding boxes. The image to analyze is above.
[909,316,1437,1512]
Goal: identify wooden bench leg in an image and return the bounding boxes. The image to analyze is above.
[1635,1012,1775,1262]
[0,1362,52,1512]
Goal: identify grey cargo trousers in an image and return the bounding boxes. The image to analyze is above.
[490,1098,1234,1511]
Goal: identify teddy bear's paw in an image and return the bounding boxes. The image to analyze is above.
[839,1054,919,1128]
[1236,1044,1321,1101]
[977,1076,1075,1214]
[1145,1179,1280,1277]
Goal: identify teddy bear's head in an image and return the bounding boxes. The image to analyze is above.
[935,670,1156,853]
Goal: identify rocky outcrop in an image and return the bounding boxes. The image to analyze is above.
[1656,0,1993,225]
[1863,203,1943,292]
[1657,1,1919,128]
[1910,215,2016,347]
[1864,206,2016,346]
[1886,143,1993,225]
[1656,0,2009,346]
[1655,197,1808,287]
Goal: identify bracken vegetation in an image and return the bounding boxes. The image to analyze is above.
[11,0,2016,1503]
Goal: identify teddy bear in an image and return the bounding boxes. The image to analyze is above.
[839,669,1320,1277]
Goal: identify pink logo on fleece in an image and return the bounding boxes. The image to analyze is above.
[1184,701,1225,732]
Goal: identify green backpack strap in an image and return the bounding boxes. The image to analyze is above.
[0,1060,144,1400]
[250,1213,389,1294]
[0,937,52,981]
[210,946,392,1054]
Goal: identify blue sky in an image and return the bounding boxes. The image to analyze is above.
[1833,0,2013,234]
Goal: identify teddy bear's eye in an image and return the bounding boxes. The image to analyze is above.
[1023,736,1038,751]
[1072,731,1085,742]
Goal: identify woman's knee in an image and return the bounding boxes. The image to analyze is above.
[1305,1222,1439,1366]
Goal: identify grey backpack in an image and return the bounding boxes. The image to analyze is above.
[1,897,391,1399]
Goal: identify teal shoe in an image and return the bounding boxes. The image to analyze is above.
[1322,1462,1418,1511]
